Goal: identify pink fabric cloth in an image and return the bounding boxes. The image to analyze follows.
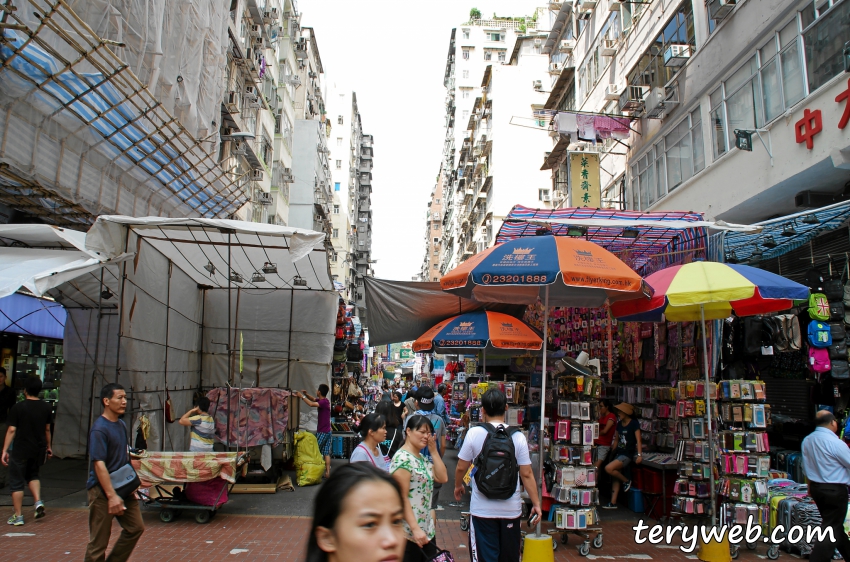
[206,387,290,447]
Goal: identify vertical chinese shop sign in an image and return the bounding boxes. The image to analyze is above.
[569,152,601,208]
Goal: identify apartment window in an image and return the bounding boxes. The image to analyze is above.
[334,205,340,214]
[620,0,647,37]
[462,89,470,99]
[337,137,343,146]
[338,115,344,125]
[463,70,469,79]
[488,32,504,42]
[664,108,705,191]
[335,160,342,169]
[259,132,273,166]
[280,112,293,151]
[436,199,440,204]
[432,277,439,282]
[802,0,850,93]
[462,49,470,60]
[330,254,337,263]
[625,4,696,92]
[335,182,340,191]
[633,145,663,210]
[462,29,470,39]
[462,110,469,119]
[484,50,492,61]
[333,229,339,238]
[498,51,506,62]
[433,263,439,270]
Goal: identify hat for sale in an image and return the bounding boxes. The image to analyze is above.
[416,386,436,411]
[614,402,634,416]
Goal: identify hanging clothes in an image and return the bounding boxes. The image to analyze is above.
[556,112,578,136]
[576,114,597,143]
[206,387,290,448]
[594,115,630,140]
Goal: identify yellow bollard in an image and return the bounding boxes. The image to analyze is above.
[697,531,732,562]
[523,533,555,562]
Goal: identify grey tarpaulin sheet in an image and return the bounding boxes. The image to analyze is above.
[51,217,335,457]
[364,277,526,347]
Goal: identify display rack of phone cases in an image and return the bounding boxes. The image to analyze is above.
[671,380,716,518]
[715,379,773,548]
[608,384,678,451]
[549,372,605,556]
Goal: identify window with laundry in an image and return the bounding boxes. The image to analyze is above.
[625,3,696,91]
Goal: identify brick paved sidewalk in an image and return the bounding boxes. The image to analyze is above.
[0,507,773,561]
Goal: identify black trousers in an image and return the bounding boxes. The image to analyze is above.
[808,481,850,562]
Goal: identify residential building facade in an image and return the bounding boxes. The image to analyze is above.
[437,12,553,274]
[354,131,375,325]
[421,170,445,282]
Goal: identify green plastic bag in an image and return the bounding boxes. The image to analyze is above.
[294,431,325,486]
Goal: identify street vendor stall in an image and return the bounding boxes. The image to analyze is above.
[34,216,338,460]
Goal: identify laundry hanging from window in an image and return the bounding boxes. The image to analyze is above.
[555,112,630,142]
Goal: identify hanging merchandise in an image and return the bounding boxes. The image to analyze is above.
[206,387,290,448]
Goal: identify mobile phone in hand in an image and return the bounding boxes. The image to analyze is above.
[527,513,539,527]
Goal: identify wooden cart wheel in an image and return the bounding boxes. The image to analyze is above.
[159,509,175,523]
[195,510,212,524]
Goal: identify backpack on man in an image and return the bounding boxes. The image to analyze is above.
[473,424,520,500]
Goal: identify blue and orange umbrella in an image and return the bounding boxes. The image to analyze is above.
[412,310,542,354]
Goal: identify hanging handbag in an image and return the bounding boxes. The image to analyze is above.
[829,339,848,360]
[830,302,845,322]
[164,390,175,423]
[831,359,850,380]
[420,546,455,562]
[824,258,845,300]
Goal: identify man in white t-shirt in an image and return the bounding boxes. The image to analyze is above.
[454,389,542,562]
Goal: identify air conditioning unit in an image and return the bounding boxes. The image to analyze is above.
[608,0,624,11]
[664,44,692,67]
[231,141,248,156]
[286,74,301,87]
[644,87,669,119]
[708,0,736,20]
[263,8,278,23]
[533,80,543,91]
[245,85,257,96]
[244,47,254,61]
[534,38,543,47]
[548,62,562,74]
[282,168,294,183]
[604,83,621,100]
[541,191,552,202]
[226,91,240,110]
[559,39,575,53]
[307,94,315,101]
[250,24,262,38]
[601,38,618,57]
[256,191,273,205]
[618,84,648,112]
[251,170,264,182]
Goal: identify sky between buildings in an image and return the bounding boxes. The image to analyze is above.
[302,0,543,281]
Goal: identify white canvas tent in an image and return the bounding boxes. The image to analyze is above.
[0,218,337,458]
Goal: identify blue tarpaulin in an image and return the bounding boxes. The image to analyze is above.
[0,293,65,340]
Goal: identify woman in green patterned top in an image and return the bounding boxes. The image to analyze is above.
[390,414,448,562]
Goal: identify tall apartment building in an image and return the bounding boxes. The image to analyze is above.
[288,28,334,239]
[421,170,445,282]
[541,0,850,228]
[437,12,553,273]
[325,85,355,298]
[353,131,375,325]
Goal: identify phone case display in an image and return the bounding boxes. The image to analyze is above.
[609,385,678,450]
[716,380,773,531]
[523,304,620,376]
[672,380,717,517]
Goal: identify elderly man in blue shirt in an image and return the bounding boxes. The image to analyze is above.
[801,410,850,562]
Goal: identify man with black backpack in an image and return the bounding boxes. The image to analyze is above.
[453,389,542,562]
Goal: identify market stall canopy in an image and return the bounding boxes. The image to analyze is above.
[440,235,652,307]
[363,276,525,347]
[0,224,132,299]
[85,216,330,290]
[611,261,810,322]
[496,206,759,275]
[413,310,543,354]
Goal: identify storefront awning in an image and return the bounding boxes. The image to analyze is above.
[722,200,850,265]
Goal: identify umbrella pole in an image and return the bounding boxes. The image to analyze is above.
[700,304,717,527]
[537,286,549,537]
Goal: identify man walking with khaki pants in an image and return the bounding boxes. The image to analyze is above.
[84,383,144,562]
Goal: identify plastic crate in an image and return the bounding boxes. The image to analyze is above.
[626,488,644,513]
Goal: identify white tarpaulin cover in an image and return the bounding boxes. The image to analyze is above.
[52,217,336,458]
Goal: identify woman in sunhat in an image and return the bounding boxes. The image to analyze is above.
[602,402,642,509]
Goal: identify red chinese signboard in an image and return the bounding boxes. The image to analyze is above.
[793,78,850,150]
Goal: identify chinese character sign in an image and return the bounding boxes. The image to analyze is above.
[569,152,601,208]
